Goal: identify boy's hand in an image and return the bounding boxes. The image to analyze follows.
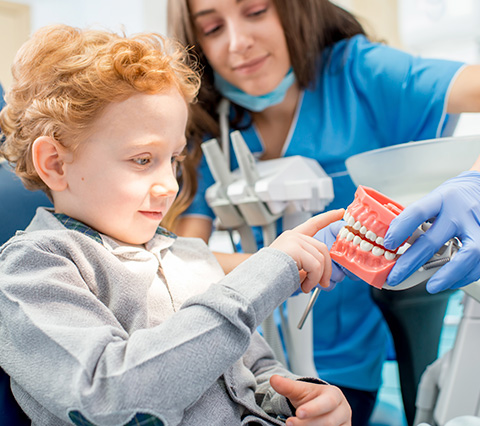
[270,375,351,426]
[269,209,344,293]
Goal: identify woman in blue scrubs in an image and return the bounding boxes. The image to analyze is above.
[166,1,480,425]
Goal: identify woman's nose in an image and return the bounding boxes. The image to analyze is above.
[227,20,253,54]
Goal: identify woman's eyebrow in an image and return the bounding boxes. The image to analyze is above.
[192,0,245,19]
[192,8,215,19]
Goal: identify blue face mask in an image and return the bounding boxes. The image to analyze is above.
[214,68,296,112]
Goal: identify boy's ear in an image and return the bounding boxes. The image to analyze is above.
[32,136,72,192]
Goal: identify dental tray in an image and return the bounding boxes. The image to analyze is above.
[345,135,480,206]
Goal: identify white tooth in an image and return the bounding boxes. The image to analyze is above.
[376,236,384,246]
[366,230,377,242]
[340,227,349,239]
[396,243,410,255]
[346,232,354,242]
[343,211,351,222]
[353,221,361,231]
[353,236,361,245]
[372,247,385,256]
[347,216,355,227]
[360,226,367,235]
[360,241,373,252]
[384,251,396,261]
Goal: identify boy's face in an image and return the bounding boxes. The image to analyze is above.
[55,89,188,245]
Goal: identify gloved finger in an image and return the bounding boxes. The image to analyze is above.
[329,219,346,235]
[320,280,337,292]
[313,220,345,249]
[337,262,361,282]
[384,193,442,250]
[387,215,457,286]
[387,234,441,286]
[426,240,480,293]
[331,260,346,284]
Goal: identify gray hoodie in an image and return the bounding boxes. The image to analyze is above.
[0,208,313,425]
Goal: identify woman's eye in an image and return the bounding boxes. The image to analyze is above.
[203,24,222,37]
[248,7,267,17]
[133,157,151,166]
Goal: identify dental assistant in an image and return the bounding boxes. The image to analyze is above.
[167,0,480,425]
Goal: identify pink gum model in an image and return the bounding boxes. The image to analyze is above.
[330,186,404,289]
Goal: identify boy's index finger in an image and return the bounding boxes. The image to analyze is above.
[293,209,345,237]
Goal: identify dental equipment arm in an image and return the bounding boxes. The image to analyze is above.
[384,171,480,293]
[203,130,335,374]
[201,138,257,253]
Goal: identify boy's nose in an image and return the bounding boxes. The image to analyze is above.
[150,173,179,198]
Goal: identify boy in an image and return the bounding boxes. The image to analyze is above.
[0,25,348,425]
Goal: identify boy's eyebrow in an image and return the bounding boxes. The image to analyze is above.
[124,140,186,152]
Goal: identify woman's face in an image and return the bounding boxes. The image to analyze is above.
[189,0,291,96]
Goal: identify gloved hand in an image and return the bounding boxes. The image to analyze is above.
[313,219,351,291]
[384,171,480,293]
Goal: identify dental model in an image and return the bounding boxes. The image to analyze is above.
[330,185,405,288]
[330,185,460,290]
[298,185,459,326]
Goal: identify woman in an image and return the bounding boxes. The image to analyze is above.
[166,0,480,424]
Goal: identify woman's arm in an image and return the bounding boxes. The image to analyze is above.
[175,215,252,273]
[446,64,480,113]
[174,215,212,242]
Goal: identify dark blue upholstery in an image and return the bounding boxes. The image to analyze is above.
[1,83,51,424]
[0,162,52,245]
[0,162,51,425]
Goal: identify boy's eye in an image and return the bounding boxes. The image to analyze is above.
[172,154,186,175]
[172,154,186,165]
[133,157,151,166]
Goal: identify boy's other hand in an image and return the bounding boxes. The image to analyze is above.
[269,209,344,293]
[270,375,351,426]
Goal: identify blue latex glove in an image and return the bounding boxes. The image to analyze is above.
[384,171,480,293]
[312,219,351,291]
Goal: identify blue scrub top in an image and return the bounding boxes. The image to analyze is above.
[184,35,464,391]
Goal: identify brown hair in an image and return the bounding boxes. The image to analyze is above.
[0,24,200,229]
[167,0,366,204]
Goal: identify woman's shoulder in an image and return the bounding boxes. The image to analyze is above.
[319,34,415,82]
[323,34,393,66]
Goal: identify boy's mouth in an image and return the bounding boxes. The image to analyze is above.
[330,186,405,288]
[139,211,163,221]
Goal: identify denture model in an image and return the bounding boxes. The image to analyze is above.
[330,185,405,289]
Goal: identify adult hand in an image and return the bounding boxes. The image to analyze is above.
[270,375,351,426]
[270,209,344,293]
[383,171,480,293]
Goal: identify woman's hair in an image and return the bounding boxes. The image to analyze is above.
[0,24,201,229]
[167,0,366,204]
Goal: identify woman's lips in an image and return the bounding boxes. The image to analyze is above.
[233,55,268,75]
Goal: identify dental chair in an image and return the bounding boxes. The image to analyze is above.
[0,160,52,424]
